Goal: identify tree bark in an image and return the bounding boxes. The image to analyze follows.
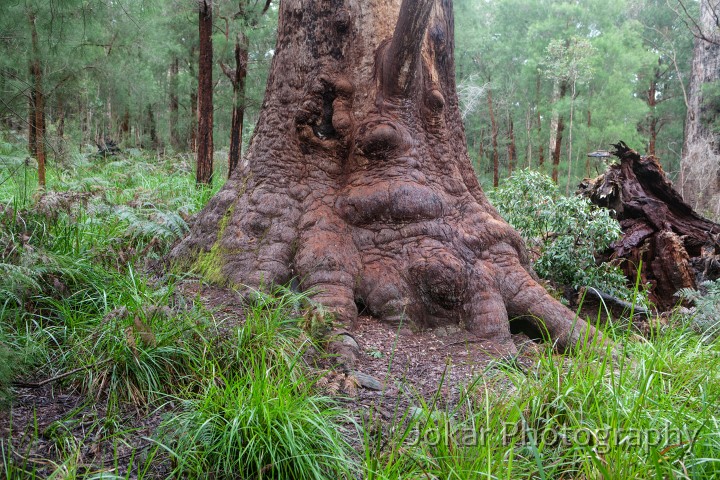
[169,57,181,150]
[189,46,198,152]
[120,107,130,141]
[171,0,603,365]
[487,86,499,187]
[29,12,45,188]
[536,74,544,169]
[680,0,720,218]
[551,81,567,184]
[222,32,249,178]
[507,112,516,176]
[196,1,214,185]
[146,104,158,150]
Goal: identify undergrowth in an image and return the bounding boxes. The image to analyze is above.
[0,140,717,479]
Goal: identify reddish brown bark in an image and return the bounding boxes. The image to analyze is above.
[29,12,45,188]
[196,0,214,185]
[580,142,720,310]
[221,32,249,178]
[172,0,604,365]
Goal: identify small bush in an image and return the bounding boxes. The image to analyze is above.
[489,169,636,302]
[676,279,720,340]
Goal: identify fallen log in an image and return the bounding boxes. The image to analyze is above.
[578,141,720,311]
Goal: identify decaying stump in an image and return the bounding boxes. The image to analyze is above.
[579,142,720,311]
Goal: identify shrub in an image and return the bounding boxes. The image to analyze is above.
[676,279,720,341]
[489,169,635,302]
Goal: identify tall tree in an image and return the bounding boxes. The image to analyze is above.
[680,0,720,217]
[171,0,605,365]
[29,11,45,187]
[196,0,214,185]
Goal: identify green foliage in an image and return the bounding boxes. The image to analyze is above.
[677,279,720,340]
[489,169,632,300]
[362,321,720,479]
[157,289,356,480]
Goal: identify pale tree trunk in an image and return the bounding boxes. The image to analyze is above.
[565,80,576,195]
[171,0,605,366]
[196,0,214,185]
[536,74,545,170]
[680,0,720,218]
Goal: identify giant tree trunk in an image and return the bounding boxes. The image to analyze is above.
[680,0,720,218]
[171,0,602,364]
[196,0,214,185]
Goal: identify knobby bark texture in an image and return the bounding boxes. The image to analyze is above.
[579,142,720,311]
[196,0,214,185]
[172,0,602,364]
[680,0,720,218]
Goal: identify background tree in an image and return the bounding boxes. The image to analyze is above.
[679,0,720,218]
[196,0,214,186]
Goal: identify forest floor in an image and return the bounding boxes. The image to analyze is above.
[0,145,718,479]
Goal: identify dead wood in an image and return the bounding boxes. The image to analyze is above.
[578,141,720,311]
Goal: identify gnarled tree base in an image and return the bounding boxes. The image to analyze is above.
[170,0,603,367]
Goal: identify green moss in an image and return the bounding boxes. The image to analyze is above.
[190,203,235,285]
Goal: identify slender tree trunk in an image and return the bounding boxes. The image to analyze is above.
[146,104,158,150]
[488,86,499,187]
[647,72,658,157]
[507,112,515,176]
[196,0,214,185]
[120,107,130,141]
[171,0,604,365]
[536,74,544,169]
[28,90,36,156]
[169,57,180,150]
[29,12,45,188]
[565,81,576,195]
[222,32,249,178]
[56,95,65,139]
[585,109,592,175]
[551,81,567,184]
[189,46,198,152]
